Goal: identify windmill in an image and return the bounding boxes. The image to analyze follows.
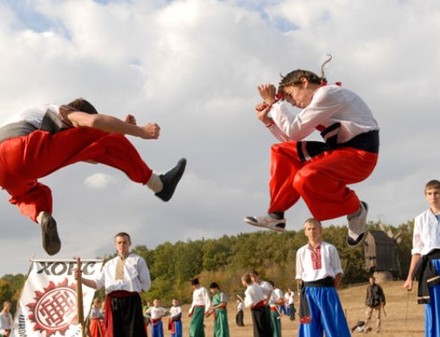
[363,222,402,281]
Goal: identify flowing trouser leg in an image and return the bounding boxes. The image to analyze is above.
[0,129,153,221]
[268,142,302,214]
[293,148,378,220]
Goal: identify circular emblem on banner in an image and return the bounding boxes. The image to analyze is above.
[27,278,78,337]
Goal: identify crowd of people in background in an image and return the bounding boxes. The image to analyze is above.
[0,223,382,337]
[84,278,297,337]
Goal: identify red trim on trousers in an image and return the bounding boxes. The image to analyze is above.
[104,291,138,337]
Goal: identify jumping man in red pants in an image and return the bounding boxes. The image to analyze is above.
[0,98,186,255]
[244,58,379,247]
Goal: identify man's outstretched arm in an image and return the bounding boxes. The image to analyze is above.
[62,107,160,139]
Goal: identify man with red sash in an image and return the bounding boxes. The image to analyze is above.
[206,282,230,337]
[241,273,272,337]
[168,299,182,337]
[188,278,211,337]
[146,299,168,337]
[77,232,151,337]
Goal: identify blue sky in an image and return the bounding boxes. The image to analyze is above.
[0,0,439,276]
[5,0,52,32]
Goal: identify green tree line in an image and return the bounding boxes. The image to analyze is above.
[0,221,414,309]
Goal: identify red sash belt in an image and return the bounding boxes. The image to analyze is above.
[252,300,266,309]
[151,318,162,326]
[167,317,173,332]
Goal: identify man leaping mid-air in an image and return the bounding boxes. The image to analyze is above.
[0,98,186,255]
[244,56,379,248]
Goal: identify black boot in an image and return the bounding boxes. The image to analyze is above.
[155,158,187,202]
[40,212,61,255]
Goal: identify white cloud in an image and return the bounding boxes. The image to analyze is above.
[1,0,440,275]
[84,172,116,189]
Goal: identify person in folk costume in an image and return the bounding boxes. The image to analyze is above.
[278,289,287,316]
[250,270,273,333]
[404,179,440,337]
[249,271,273,302]
[288,289,297,321]
[0,301,13,337]
[244,56,379,249]
[206,282,230,337]
[168,299,183,337]
[285,288,296,320]
[0,98,186,255]
[188,278,211,337]
[296,218,350,337]
[268,280,283,337]
[235,298,245,327]
[143,301,151,335]
[364,276,386,333]
[76,232,151,337]
[241,273,272,337]
[146,299,168,337]
[89,297,105,337]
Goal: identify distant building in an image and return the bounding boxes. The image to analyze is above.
[364,230,401,279]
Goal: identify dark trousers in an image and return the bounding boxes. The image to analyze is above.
[111,293,147,337]
[251,306,272,337]
[236,310,244,326]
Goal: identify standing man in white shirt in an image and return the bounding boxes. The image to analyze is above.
[250,270,273,333]
[404,179,440,337]
[242,273,272,337]
[296,218,350,337]
[76,232,151,337]
[188,278,211,337]
[286,289,296,321]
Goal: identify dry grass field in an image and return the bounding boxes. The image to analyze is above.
[174,281,425,337]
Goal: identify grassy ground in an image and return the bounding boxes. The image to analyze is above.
[173,280,424,337]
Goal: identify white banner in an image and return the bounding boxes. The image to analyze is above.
[11,259,104,337]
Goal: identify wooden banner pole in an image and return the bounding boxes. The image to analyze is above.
[76,257,86,337]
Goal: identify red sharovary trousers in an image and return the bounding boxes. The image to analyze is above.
[268,141,378,220]
[0,128,153,222]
